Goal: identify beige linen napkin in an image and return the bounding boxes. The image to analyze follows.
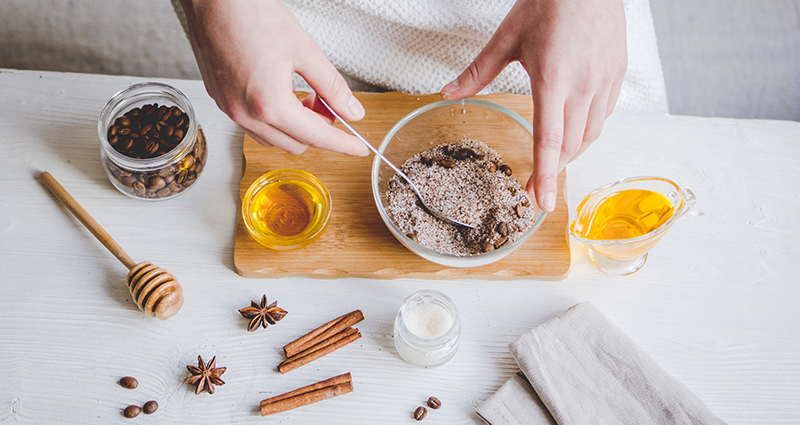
[476,302,727,425]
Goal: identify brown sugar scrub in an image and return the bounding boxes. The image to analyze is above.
[386,139,536,256]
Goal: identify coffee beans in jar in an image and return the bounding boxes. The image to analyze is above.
[99,82,207,201]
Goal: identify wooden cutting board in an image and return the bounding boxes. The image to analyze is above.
[234,92,570,280]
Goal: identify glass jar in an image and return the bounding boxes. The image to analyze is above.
[394,290,461,368]
[98,82,207,201]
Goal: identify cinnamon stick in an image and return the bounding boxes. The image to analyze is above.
[278,328,362,374]
[260,373,353,416]
[284,310,364,358]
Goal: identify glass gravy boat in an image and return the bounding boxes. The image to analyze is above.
[569,176,696,276]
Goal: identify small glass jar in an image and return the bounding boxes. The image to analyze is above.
[242,169,332,251]
[98,82,207,201]
[394,290,461,368]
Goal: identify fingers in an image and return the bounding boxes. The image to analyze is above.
[441,35,515,100]
[527,90,565,213]
[243,97,369,157]
[297,49,365,123]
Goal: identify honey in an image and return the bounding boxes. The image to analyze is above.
[572,189,673,241]
[242,170,331,251]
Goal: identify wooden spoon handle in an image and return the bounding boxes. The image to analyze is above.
[39,172,137,270]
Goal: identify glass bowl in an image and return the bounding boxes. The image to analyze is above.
[242,169,332,251]
[370,99,547,268]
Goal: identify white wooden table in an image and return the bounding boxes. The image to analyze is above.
[1,69,798,424]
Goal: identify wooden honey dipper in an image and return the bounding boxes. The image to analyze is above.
[39,172,184,320]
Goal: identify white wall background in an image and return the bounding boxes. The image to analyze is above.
[1,0,798,121]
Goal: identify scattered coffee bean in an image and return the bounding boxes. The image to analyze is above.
[500,164,513,176]
[143,400,159,415]
[414,406,428,421]
[427,396,442,410]
[407,233,419,243]
[123,405,141,418]
[482,241,495,253]
[119,376,138,389]
[516,204,525,218]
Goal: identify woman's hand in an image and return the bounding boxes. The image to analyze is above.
[179,0,368,156]
[442,0,627,212]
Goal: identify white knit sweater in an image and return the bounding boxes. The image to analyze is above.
[172,0,668,113]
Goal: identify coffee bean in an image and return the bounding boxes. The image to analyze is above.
[119,376,138,389]
[521,197,530,207]
[414,406,427,421]
[516,204,525,218]
[182,154,196,170]
[123,405,141,418]
[453,149,470,160]
[156,187,173,197]
[133,181,146,193]
[482,241,495,253]
[486,161,497,173]
[143,400,158,415]
[145,140,159,155]
[495,236,509,249]
[500,164,513,176]
[427,396,442,410]
[147,176,166,190]
[498,222,510,237]
[119,116,131,127]
[175,169,188,185]
[407,233,418,243]
[438,158,456,169]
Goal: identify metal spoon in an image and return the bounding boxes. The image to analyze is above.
[317,96,475,229]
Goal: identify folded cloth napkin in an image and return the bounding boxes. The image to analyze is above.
[476,303,727,425]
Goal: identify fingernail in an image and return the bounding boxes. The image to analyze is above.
[358,146,369,157]
[542,192,556,212]
[348,95,365,120]
[441,80,458,99]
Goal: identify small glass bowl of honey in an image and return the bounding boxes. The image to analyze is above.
[569,176,696,276]
[242,169,331,251]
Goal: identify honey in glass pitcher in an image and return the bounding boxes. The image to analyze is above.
[573,189,674,241]
[569,176,696,276]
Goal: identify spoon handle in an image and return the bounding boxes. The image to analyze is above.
[317,96,408,183]
[39,172,137,270]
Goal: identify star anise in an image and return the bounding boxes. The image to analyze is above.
[238,295,288,332]
[185,355,226,395]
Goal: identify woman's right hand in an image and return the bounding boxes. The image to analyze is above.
[179,0,369,156]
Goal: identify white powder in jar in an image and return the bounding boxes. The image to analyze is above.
[404,301,453,339]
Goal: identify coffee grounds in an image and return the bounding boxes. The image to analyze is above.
[386,139,536,256]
